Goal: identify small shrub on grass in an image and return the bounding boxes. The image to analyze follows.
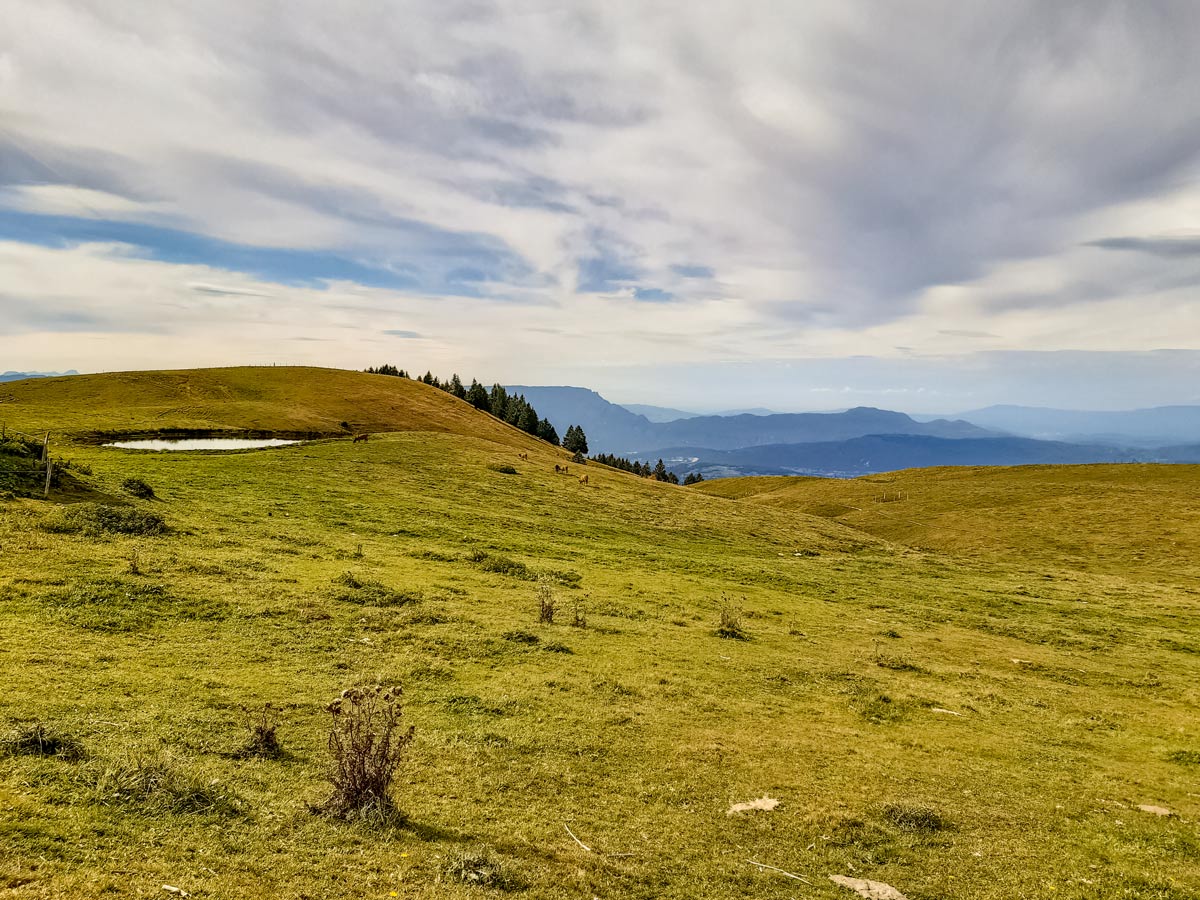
[468,550,532,580]
[487,463,518,475]
[92,752,241,815]
[882,802,951,832]
[874,653,925,673]
[120,477,156,499]
[234,703,284,759]
[543,641,573,654]
[540,567,582,586]
[441,847,523,891]
[0,439,32,458]
[716,597,748,640]
[1167,749,1200,765]
[40,503,166,537]
[570,600,587,629]
[48,578,227,632]
[1,722,86,760]
[850,689,910,725]
[536,583,556,624]
[321,685,414,824]
[503,629,540,645]
[331,572,421,607]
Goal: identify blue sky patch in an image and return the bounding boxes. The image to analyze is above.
[633,287,673,302]
[0,208,531,297]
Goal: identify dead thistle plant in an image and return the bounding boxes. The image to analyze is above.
[321,684,414,823]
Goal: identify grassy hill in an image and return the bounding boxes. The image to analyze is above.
[1,369,1199,899]
[695,465,1200,584]
[0,366,529,442]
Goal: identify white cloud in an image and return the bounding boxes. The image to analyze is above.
[2,0,1200,405]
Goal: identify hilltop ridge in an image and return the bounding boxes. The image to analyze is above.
[1,366,538,447]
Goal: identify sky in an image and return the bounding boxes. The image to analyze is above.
[3,1,1200,413]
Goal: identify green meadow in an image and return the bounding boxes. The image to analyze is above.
[1,368,1198,899]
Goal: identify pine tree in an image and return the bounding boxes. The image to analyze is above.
[537,418,559,445]
[518,405,539,435]
[505,395,527,426]
[653,459,669,482]
[562,425,588,455]
[488,384,509,420]
[449,374,466,399]
[466,379,490,412]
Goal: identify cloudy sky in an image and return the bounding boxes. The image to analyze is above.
[3,1,1200,412]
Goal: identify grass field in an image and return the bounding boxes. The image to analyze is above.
[2,368,1199,899]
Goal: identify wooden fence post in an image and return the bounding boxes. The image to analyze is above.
[44,454,53,498]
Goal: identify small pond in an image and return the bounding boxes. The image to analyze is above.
[104,438,303,451]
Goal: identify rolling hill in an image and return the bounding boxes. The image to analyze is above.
[1,367,1198,898]
[1,366,534,444]
[696,464,1200,582]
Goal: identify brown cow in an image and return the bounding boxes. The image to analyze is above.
[353,433,369,443]
[554,464,561,473]
[579,474,588,484]
[518,452,528,461]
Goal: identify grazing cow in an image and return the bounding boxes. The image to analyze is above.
[353,433,369,443]
[563,465,569,474]
[518,452,528,461]
[579,474,588,484]
[554,464,561,473]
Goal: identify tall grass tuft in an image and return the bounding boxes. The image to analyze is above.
[1,722,86,760]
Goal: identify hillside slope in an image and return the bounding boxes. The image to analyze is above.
[0,367,533,445]
[697,464,1200,583]
[1,370,1199,898]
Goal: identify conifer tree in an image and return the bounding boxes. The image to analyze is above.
[562,425,588,455]
[466,379,490,412]
[449,374,466,399]
[537,418,560,445]
[518,405,539,435]
[488,384,509,420]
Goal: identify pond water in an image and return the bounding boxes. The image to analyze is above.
[104,438,302,451]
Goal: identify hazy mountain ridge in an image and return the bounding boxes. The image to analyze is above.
[654,433,1153,479]
[510,385,994,454]
[948,404,1200,446]
[619,403,701,422]
[1,370,79,382]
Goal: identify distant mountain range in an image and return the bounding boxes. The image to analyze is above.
[508,386,991,456]
[0,370,78,382]
[942,404,1200,447]
[508,385,1200,478]
[654,434,1165,479]
[618,403,701,422]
